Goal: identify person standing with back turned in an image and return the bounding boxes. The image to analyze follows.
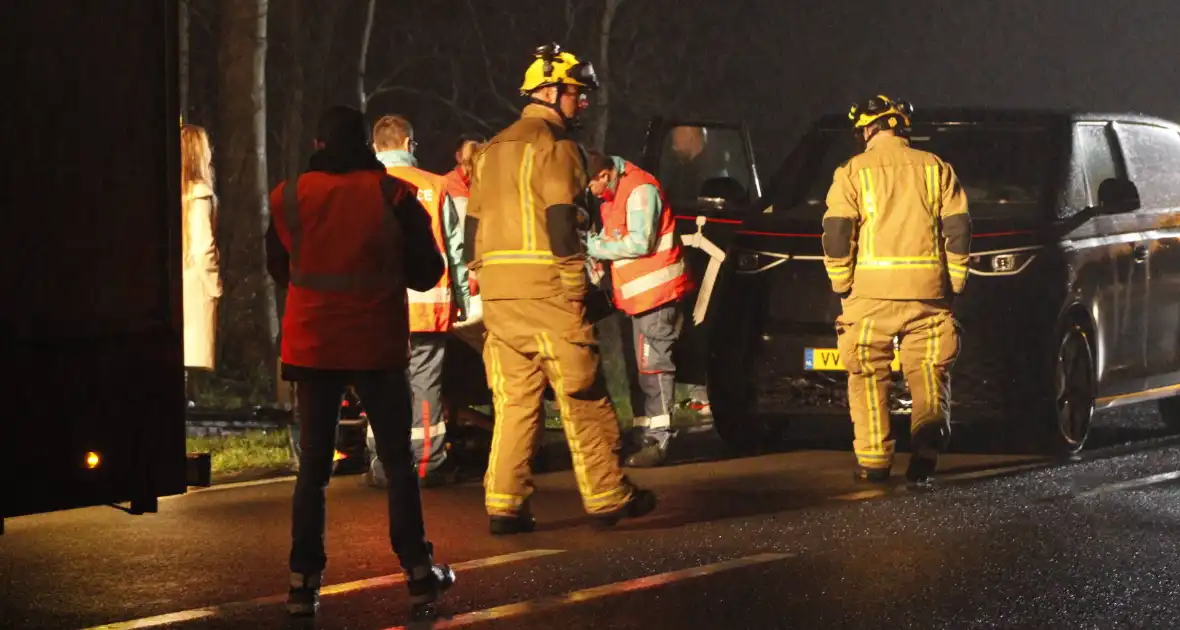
[370,113,472,489]
[822,95,972,486]
[465,43,657,535]
[265,106,454,619]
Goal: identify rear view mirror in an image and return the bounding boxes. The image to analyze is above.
[1096,177,1141,214]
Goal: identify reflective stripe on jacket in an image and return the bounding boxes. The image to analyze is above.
[822,134,972,300]
[596,160,693,315]
[270,171,411,370]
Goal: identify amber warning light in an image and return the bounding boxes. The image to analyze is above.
[85,451,101,469]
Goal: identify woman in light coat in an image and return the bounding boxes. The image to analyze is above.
[181,124,222,371]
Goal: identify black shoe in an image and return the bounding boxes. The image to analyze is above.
[624,439,668,468]
[419,461,459,489]
[286,572,322,617]
[407,563,455,621]
[489,513,536,536]
[907,423,947,484]
[590,487,658,529]
[905,455,937,484]
[853,467,891,483]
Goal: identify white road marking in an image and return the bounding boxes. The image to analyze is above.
[159,475,298,501]
[80,550,565,630]
[1073,470,1180,498]
[383,552,793,629]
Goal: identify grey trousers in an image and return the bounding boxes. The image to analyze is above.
[631,302,682,445]
[408,333,449,474]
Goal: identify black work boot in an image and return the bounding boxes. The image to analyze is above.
[906,423,949,485]
[624,438,668,468]
[590,483,658,530]
[853,466,891,484]
[286,571,322,617]
[419,459,460,489]
[489,504,537,536]
[407,563,456,621]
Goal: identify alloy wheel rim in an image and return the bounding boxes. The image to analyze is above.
[1055,328,1093,448]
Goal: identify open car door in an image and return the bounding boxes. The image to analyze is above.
[636,118,762,398]
[638,118,762,326]
[2,1,189,532]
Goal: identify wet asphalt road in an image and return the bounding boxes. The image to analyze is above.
[5,406,1180,630]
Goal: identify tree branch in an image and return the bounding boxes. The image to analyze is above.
[369,85,498,133]
[357,0,377,112]
[464,0,523,117]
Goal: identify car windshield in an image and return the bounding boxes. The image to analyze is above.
[773,124,1055,218]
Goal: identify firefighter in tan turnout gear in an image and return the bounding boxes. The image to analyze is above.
[464,43,657,534]
[822,95,972,484]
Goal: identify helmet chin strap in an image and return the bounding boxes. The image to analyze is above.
[528,90,581,129]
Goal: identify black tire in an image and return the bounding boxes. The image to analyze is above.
[1157,396,1180,431]
[709,388,790,454]
[1042,321,1095,456]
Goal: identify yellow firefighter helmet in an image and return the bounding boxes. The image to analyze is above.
[849,94,914,130]
[519,43,599,95]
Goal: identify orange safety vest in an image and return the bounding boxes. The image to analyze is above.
[386,165,454,333]
[271,171,410,370]
[600,161,694,316]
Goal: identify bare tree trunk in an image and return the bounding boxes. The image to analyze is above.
[282,0,305,183]
[254,0,276,345]
[216,0,273,391]
[357,0,377,112]
[303,1,344,150]
[179,0,190,119]
[591,0,624,150]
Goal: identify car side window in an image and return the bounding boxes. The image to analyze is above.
[1113,123,1180,209]
[1073,123,1118,210]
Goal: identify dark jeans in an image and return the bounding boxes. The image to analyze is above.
[288,367,432,575]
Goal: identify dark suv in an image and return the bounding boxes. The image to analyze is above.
[656,110,1180,454]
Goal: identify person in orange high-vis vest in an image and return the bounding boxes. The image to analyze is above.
[585,150,694,468]
[264,106,453,618]
[369,114,472,489]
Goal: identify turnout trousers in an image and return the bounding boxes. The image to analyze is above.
[482,294,634,518]
[834,297,961,471]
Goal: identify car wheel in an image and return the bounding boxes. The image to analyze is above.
[1044,322,1095,456]
[709,388,789,454]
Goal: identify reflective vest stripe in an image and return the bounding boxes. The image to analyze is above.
[283,176,393,292]
[408,286,450,303]
[620,259,688,300]
[613,232,676,269]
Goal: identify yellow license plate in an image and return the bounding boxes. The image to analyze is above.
[803,348,901,372]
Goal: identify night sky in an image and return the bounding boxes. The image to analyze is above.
[648,0,1180,170]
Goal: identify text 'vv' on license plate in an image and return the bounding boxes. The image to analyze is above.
[804,348,901,372]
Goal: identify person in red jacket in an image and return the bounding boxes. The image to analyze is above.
[584,149,695,468]
[265,106,453,619]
